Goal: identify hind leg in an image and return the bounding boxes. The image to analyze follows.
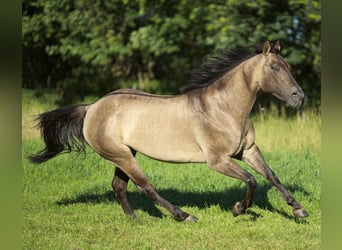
[109,147,197,221]
[112,167,135,218]
[134,181,197,221]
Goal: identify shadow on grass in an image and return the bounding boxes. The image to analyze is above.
[57,182,309,222]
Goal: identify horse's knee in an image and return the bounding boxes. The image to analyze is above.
[248,176,257,189]
[112,178,127,199]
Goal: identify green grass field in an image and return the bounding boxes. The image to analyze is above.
[22,90,321,249]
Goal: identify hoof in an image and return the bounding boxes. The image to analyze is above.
[232,202,245,217]
[293,207,308,218]
[127,213,137,219]
[184,215,198,222]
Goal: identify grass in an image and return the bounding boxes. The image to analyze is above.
[22,89,321,249]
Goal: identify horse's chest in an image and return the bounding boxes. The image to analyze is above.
[202,120,251,156]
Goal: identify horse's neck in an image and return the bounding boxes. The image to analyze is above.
[205,62,258,123]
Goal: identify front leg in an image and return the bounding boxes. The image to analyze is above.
[242,144,308,218]
[207,155,257,216]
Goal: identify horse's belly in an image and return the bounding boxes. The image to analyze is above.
[131,141,206,163]
[123,123,206,163]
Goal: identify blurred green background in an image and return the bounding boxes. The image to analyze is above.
[22,0,321,108]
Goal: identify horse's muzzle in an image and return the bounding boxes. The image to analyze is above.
[287,87,304,108]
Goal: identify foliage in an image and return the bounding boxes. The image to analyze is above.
[22,0,321,106]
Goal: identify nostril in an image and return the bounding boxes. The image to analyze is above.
[292,92,302,99]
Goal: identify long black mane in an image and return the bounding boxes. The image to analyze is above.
[180,47,256,93]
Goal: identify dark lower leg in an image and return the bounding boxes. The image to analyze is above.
[137,183,196,221]
[266,169,308,218]
[232,176,257,216]
[112,167,135,217]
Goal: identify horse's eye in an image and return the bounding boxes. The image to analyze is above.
[271,64,280,72]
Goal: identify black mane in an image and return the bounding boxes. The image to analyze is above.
[180,47,256,93]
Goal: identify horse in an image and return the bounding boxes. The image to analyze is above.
[28,41,308,221]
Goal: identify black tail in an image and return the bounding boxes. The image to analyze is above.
[28,104,88,164]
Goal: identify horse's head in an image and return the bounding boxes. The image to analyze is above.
[258,41,304,108]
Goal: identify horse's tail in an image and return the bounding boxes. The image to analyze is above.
[27,104,89,164]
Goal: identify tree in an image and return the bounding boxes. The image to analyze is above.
[22,0,320,107]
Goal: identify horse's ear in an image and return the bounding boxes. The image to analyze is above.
[263,41,271,56]
[274,40,281,52]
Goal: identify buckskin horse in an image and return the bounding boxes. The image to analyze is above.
[28,41,308,221]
